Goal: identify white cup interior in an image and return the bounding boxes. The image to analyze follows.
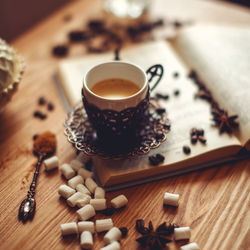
[85,61,146,99]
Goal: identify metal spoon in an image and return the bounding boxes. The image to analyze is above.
[18,132,56,222]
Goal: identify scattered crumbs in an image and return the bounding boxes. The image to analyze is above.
[20,162,36,190]
[174,89,180,96]
[183,145,191,154]
[38,97,46,105]
[173,72,179,78]
[52,45,69,57]
[33,111,47,120]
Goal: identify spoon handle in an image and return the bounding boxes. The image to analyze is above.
[18,154,44,222]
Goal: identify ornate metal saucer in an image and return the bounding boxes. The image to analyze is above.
[64,98,170,160]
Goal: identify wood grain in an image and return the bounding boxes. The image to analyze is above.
[0,0,250,249]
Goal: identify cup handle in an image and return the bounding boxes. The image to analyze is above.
[146,64,164,92]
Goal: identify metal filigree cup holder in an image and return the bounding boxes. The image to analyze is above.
[64,64,171,159]
[64,98,170,160]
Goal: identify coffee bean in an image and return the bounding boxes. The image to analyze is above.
[33,111,47,120]
[183,145,191,154]
[52,45,68,57]
[174,89,180,96]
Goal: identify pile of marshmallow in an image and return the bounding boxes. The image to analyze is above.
[43,153,128,249]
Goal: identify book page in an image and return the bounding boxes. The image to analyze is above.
[174,25,250,148]
[57,40,242,185]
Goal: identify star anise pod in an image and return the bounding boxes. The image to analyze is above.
[135,220,172,249]
[211,108,239,134]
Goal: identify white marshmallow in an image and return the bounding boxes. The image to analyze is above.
[94,187,105,199]
[70,159,84,171]
[90,199,107,211]
[58,184,76,199]
[78,168,93,179]
[61,222,78,236]
[100,241,120,250]
[76,153,90,163]
[60,163,75,179]
[44,156,58,171]
[67,192,84,207]
[77,204,96,221]
[104,227,122,245]
[80,231,93,249]
[78,221,95,234]
[174,227,191,240]
[76,195,91,208]
[76,184,91,195]
[180,242,200,250]
[68,175,84,189]
[163,192,180,207]
[85,178,98,193]
[111,195,128,209]
[95,218,113,233]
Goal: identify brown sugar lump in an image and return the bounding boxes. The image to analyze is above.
[111,195,128,209]
[85,178,98,193]
[58,184,76,199]
[60,163,75,179]
[77,204,96,221]
[90,199,107,211]
[80,231,93,249]
[78,221,95,234]
[61,222,78,236]
[174,227,191,240]
[104,227,122,244]
[95,218,113,233]
[68,175,84,189]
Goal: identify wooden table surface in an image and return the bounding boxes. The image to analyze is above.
[0,0,250,249]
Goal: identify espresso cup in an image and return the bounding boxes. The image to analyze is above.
[82,61,149,151]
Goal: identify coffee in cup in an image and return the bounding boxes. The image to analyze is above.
[90,78,140,99]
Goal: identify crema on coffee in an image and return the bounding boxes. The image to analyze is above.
[91,78,140,99]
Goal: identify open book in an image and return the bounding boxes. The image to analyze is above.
[57,25,250,190]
